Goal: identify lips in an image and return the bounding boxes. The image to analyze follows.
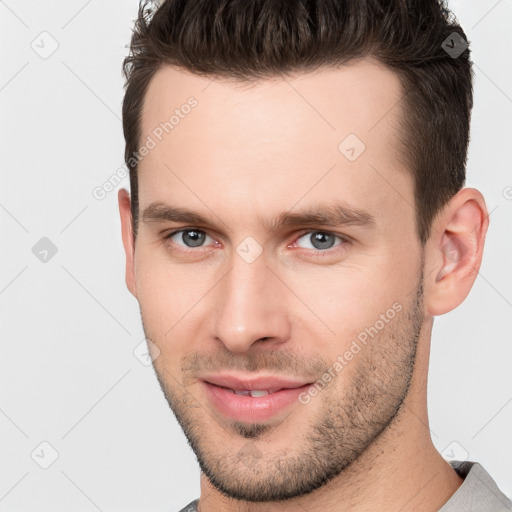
[200,373,314,422]
[201,373,312,392]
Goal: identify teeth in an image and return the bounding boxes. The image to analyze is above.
[249,390,269,397]
[230,389,275,397]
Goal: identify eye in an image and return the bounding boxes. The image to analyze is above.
[293,231,347,254]
[163,228,348,258]
[164,228,216,252]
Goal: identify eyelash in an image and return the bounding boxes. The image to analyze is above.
[162,228,349,258]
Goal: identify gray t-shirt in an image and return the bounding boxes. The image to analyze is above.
[440,460,512,511]
[177,460,512,511]
[177,498,199,512]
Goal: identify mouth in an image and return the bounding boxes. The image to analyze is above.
[215,385,284,397]
[201,380,313,422]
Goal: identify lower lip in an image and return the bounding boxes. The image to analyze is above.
[202,381,312,423]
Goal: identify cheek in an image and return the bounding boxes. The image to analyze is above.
[134,234,420,359]
[288,256,416,348]
[134,249,208,339]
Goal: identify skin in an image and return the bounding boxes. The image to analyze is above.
[118,57,489,511]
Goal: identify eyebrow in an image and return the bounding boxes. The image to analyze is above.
[141,201,376,233]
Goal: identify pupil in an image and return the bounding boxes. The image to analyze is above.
[311,232,334,250]
[183,230,205,247]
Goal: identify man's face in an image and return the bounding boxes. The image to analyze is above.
[127,58,427,501]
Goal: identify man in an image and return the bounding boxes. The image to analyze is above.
[118,0,511,510]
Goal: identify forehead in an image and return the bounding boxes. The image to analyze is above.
[137,58,413,232]
[140,58,405,149]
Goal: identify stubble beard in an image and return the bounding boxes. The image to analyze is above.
[143,275,425,502]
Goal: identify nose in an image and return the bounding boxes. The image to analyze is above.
[211,250,291,353]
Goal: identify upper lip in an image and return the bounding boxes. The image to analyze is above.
[202,373,313,391]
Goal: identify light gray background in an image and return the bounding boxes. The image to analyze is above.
[0,1,511,510]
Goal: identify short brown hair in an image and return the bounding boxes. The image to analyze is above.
[122,0,473,244]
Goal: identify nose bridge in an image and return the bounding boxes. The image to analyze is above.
[212,249,289,352]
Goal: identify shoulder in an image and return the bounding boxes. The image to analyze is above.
[176,498,199,512]
[440,460,512,511]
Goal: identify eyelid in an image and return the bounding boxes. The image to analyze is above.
[164,227,348,243]
[289,230,350,255]
[292,228,351,244]
[163,227,218,249]
[163,227,351,259]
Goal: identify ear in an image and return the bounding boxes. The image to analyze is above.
[424,188,489,316]
[118,188,137,297]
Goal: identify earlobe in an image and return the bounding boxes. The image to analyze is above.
[425,188,489,316]
[118,188,137,297]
